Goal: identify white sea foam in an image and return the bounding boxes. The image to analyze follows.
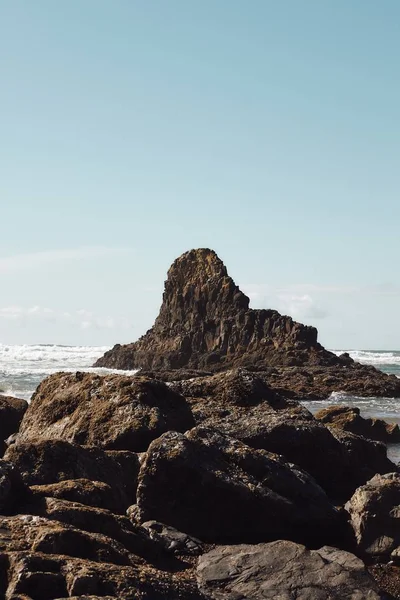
[331,349,400,366]
[0,344,138,401]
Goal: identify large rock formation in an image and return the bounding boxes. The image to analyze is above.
[94,249,400,399]
[95,248,336,371]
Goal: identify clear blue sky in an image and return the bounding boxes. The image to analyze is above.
[1,0,399,349]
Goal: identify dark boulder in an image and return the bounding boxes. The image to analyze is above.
[170,369,396,502]
[0,395,28,443]
[17,373,194,452]
[136,427,348,548]
[141,521,204,556]
[0,459,29,514]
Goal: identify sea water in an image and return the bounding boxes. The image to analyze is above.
[0,344,137,401]
[0,344,399,461]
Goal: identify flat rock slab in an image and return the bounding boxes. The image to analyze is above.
[197,540,383,599]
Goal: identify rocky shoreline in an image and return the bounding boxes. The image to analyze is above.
[1,248,400,598]
[0,369,400,598]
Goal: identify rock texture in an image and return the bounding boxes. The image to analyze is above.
[197,541,383,599]
[315,405,400,442]
[17,372,194,452]
[135,427,347,547]
[95,248,337,371]
[345,473,400,560]
[169,369,396,502]
[94,249,400,399]
[4,440,139,513]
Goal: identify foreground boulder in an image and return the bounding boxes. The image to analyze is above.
[170,369,396,502]
[94,248,400,398]
[4,440,139,513]
[345,473,400,560]
[136,427,348,548]
[315,405,400,443]
[17,372,194,452]
[197,541,383,599]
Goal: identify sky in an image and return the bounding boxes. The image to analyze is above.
[1,0,400,349]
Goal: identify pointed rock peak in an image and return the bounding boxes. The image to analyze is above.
[167,248,228,285]
[157,249,249,325]
[95,248,339,372]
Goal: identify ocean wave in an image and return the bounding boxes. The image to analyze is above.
[331,349,400,366]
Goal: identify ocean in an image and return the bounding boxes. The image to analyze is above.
[1,344,399,461]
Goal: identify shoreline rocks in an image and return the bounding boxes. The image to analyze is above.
[315,405,400,443]
[1,248,400,597]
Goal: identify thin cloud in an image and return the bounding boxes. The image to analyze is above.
[0,246,134,273]
[0,305,131,330]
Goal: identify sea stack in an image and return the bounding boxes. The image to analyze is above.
[95,248,338,371]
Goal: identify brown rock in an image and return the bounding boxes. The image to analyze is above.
[3,552,201,600]
[170,369,396,502]
[197,541,383,599]
[345,473,400,560]
[369,563,400,599]
[29,479,122,513]
[136,427,348,548]
[328,428,397,497]
[0,515,136,566]
[4,440,139,512]
[17,372,194,452]
[261,363,400,400]
[22,496,162,565]
[315,405,400,443]
[95,248,335,371]
[93,249,400,399]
